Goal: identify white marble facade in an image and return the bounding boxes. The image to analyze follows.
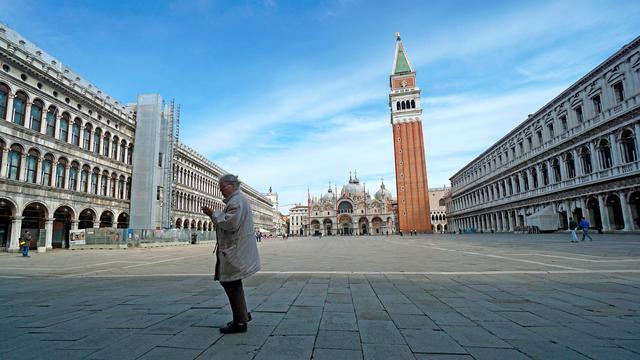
[447,36,640,233]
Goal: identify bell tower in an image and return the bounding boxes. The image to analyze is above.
[389,33,432,233]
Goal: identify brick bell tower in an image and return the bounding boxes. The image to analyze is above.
[389,32,432,233]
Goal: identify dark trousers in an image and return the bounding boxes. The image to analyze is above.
[220,279,249,323]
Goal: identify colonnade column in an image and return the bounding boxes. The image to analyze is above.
[609,133,620,167]
[24,101,32,128]
[573,149,582,176]
[39,110,47,134]
[579,197,589,222]
[508,211,515,232]
[63,165,71,190]
[54,115,61,141]
[597,194,610,231]
[35,158,43,184]
[19,154,27,181]
[6,93,15,123]
[619,191,634,231]
[0,148,8,178]
[9,216,23,252]
[45,218,54,249]
[78,126,85,150]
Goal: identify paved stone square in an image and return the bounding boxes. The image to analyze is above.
[1,233,640,359]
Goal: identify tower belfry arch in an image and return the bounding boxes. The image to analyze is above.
[389,33,432,233]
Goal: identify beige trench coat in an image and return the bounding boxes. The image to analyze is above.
[211,190,261,282]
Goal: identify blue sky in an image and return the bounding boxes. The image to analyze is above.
[2,0,639,213]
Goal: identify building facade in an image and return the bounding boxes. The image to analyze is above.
[389,33,432,233]
[429,187,450,233]
[0,23,274,251]
[447,36,640,233]
[288,205,308,236]
[306,175,396,236]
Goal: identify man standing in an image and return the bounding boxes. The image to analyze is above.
[579,217,593,241]
[20,231,32,257]
[568,217,578,243]
[202,174,260,334]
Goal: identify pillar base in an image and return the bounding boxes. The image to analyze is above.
[37,247,46,253]
[7,247,20,253]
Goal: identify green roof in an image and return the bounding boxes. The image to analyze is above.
[394,47,412,74]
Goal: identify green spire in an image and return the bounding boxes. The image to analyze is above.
[394,47,411,74]
[393,33,413,74]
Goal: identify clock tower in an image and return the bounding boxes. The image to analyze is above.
[389,33,432,233]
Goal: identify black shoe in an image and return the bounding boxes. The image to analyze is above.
[220,322,247,334]
[227,312,252,326]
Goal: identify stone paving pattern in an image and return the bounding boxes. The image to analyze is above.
[1,233,640,359]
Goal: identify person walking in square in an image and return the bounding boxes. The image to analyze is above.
[202,174,260,334]
[20,230,32,257]
[579,217,593,241]
[569,217,578,243]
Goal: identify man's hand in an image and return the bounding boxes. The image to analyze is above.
[201,206,213,217]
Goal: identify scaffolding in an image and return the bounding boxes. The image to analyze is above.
[161,99,179,229]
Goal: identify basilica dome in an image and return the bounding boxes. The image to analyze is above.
[341,176,365,195]
[375,181,392,201]
[321,187,334,201]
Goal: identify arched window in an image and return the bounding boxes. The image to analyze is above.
[396,102,400,110]
[68,162,79,190]
[59,113,70,141]
[401,101,406,110]
[541,163,549,186]
[30,100,43,132]
[41,154,53,186]
[71,118,81,146]
[101,171,108,196]
[7,144,23,180]
[0,83,9,119]
[598,139,612,169]
[93,128,102,154]
[120,140,126,162]
[127,144,134,165]
[112,136,118,159]
[566,153,576,179]
[580,146,592,174]
[110,173,117,197]
[91,167,99,194]
[26,149,39,183]
[118,175,125,199]
[80,165,90,192]
[83,123,92,150]
[126,177,132,200]
[621,130,637,163]
[12,91,27,126]
[103,132,111,156]
[56,158,67,188]
[45,106,57,136]
[552,159,561,182]
[411,99,415,109]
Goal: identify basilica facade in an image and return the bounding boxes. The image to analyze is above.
[306,175,396,236]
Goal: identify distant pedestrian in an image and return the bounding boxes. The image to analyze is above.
[20,230,31,257]
[579,217,593,241]
[569,217,578,243]
[202,174,260,334]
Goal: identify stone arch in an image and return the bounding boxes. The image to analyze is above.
[0,197,18,248]
[99,210,114,228]
[117,212,129,228]
[371,216,383,234]
[53,205,75,248]
[605,194,624,230]
[78,208,97,229]
[21,201,49,249]
[175,218,183,229]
